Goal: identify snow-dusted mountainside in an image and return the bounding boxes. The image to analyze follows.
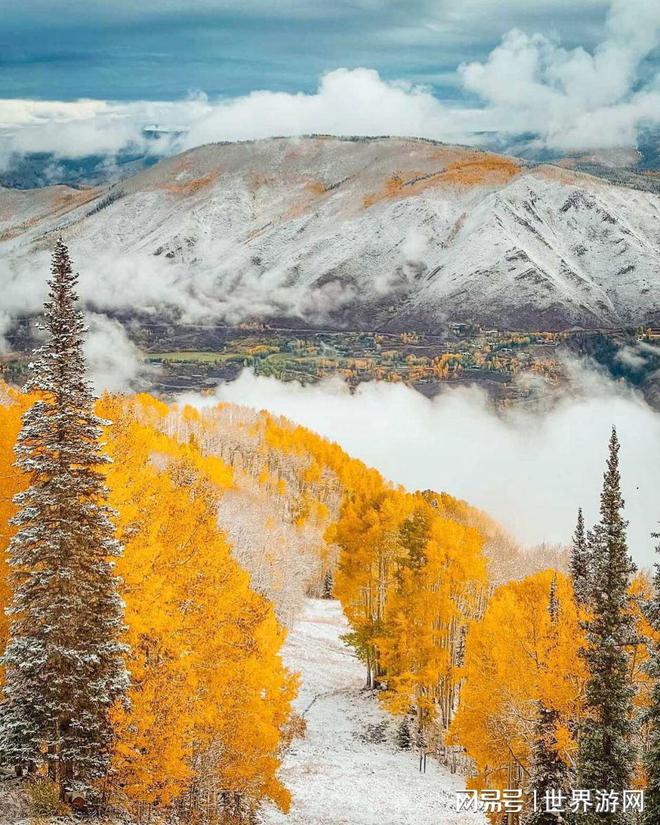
[1,135,659,331]
[262,598,483,825]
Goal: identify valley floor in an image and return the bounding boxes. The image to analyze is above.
[262,598,485,825]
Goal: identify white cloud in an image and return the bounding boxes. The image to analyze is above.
[460,0,660,149]
[0,73,478,168]
[202,368,660,567]
[1,0,656,161]
[0,299,157,392]
[84,313,157,394]
[0,97,203,164]
[0,239,360,340]
[180,69,475,147]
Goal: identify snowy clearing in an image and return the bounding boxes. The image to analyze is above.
[262,598,485,825]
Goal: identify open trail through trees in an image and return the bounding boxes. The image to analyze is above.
[263,598,485,825]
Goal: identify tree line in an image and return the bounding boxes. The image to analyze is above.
[332,421,660,823]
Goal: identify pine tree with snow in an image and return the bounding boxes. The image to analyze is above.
[526,704,571,825]
[322,569,334,599]
[643,531,660,824]
[396,715,412,750]
[576,428,636,824]
[0,240,128,796]
[570,508,590,606]
[525,581,571,825]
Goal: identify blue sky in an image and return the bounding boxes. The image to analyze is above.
[0,0,658,157]
[0,0,615,101]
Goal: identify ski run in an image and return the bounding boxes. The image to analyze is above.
[263,598,485,825]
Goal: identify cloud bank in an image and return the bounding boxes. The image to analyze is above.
[460,0,660,150]
[203,369,660,567]
[84,314,157,394]
[0,235,367,345]
[1,0,658,164]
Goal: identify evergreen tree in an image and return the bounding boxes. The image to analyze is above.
[396,715,412,750]
[525,580,571,825]
[643,531,660,824]
[322,569,334,599]
[570,508,590,606]
[577,428,636,824]
[0,240,128,795]
[526,704,571,825]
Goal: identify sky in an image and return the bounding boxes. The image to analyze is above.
[0,0,614,101]
[0,0,659,157]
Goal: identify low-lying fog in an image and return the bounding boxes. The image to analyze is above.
[194,368,660,568]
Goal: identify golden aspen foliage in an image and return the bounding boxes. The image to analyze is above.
[333,482,414,688]
[333,480,489,747]
[627,571,660,786]
[449,571,587,796]
[0,386,33,670]
[98,395,297,815]
[376,506,487,730]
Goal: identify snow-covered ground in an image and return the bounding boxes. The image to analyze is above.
[263,598,485,825]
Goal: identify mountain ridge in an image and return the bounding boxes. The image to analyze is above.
[1,135,659,332]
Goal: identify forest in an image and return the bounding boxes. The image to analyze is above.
[0,242,659,825]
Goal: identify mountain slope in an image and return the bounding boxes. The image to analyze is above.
[1,136,659,331]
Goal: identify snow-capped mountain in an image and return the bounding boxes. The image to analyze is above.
[1,135,659,331]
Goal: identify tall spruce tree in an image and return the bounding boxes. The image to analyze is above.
[577,428,636,825]
[525,580,571,825]
[643,531,660,824]
[570,508,590,607]
[526,705,571,825]
[0,240,128,794]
